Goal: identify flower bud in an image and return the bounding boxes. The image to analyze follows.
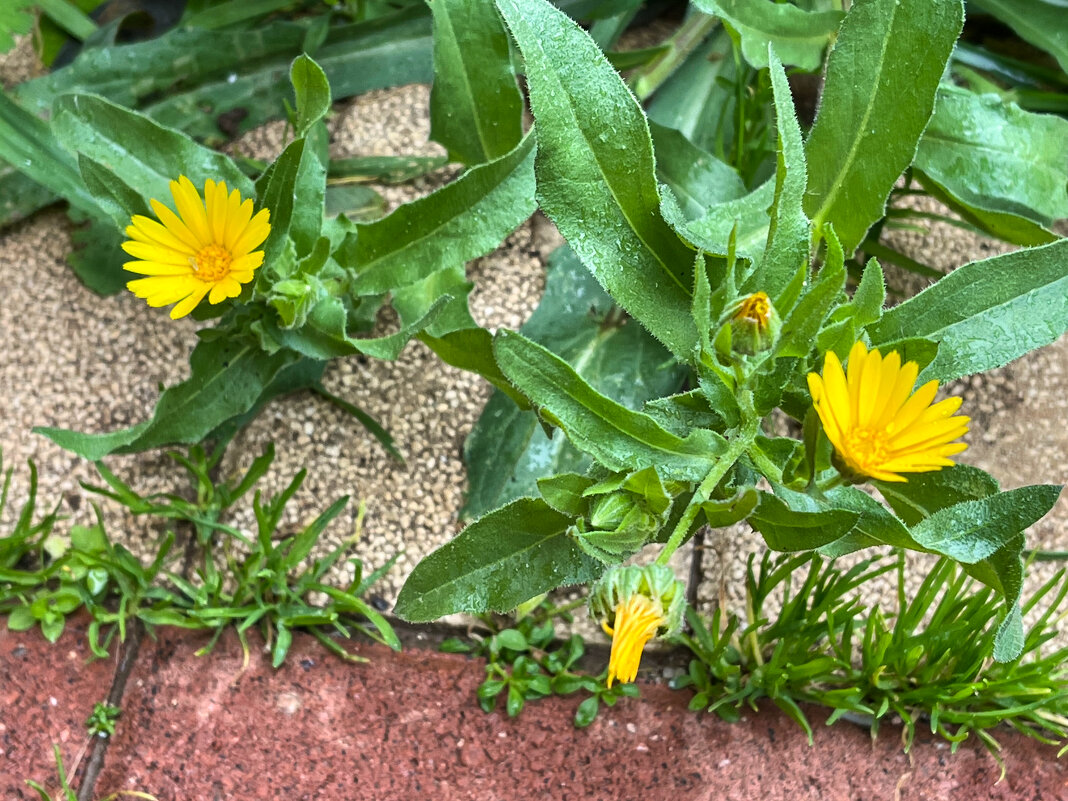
[723,291,780,356]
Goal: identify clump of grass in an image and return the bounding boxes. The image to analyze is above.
[675,550,1068,771]
[0,444,398,666]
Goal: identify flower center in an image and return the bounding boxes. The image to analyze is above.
[192,243,233,282]
[843,426,890,471]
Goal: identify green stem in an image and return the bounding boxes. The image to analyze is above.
[630,12,719,102]
[657,414,759,567]
[816,473,848,492]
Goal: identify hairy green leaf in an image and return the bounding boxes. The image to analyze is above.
[747,48,810,300]
[394,497,602,621]
[914,86,1068,232]
[348,131,535,293]
[868,239,1068,381]
[36,338,302,459]
[52,93,252,212]
[496,0,698,360]
[802,0,964,254]
[692,0,843,71]
[493,330,723,482]
[463,246,685,518]
[429,0,523,164]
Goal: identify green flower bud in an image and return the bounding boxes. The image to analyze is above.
[723,291,781,356]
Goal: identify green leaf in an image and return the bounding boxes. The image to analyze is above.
[875,464,1000,526]
[850,257,885,327]
[670,179,775,264]
[537,473,596,517]
[775,228,845,358]
[691,0,843,71]
[76,153,151,230]
[290,54,332,139]
[749,490,859,551]
[867,238,1068,382]
[970,0,1068,74]
[394,497,602,621]
[463,245,686,518]
[51,93,253,212]
[348,131,535,294]
[699,485,758,528]
[817,485,918,556]
[0,166,56,227]
[646,29,737,156]
[35,337,301,459]
[649,121,746,220]
[908,485,1062,564]
[747,47,810,301]
[0,90,101,220]
[802,0,964,255]
[429,0,523,164]
[914,85,1068,230]
[493,330,723,482]
[496,0,699,360]
[255,138,308,267]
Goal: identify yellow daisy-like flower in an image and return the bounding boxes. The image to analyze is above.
[602,594,666,688]
[807,341,969,483]
[123,175,271,319]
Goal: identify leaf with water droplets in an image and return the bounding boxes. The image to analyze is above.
[868,238,1068,382]
[394,497,602,621]
[496,0,699,360]
[802,0,963,255]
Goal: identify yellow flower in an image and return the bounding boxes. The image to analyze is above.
[123,176,270,319]
[602,594,666,687]
[807,341,969,483]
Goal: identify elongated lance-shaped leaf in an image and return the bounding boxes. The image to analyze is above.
[908,485,1062,566]
[914,85,1068,232]
[35,337,304,460]
[347,131,535,294]
[802,0,963,255]
[429,0,523,165]
[52,93,253,214]
[867,238,1068,382]
[496,0,699,361]
[463,245,686,518]
[0,90,100,220]
[291,54,331,140]
[745,47,810,300]
[970,0,1068,75]
[493,330,724,482]
[649,121,747,220]
[394,497,603,621]
[692,0,843,71]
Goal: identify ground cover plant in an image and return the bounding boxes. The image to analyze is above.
[0,447,398,665]
[1,0,1068,767]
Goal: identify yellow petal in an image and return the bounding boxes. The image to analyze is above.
[122,263,194,279]
[127,214,197,255]
[151,198,204,251]
[121,240,191,266]
[170,176,212,245]
[230,209,271,255]
[167,282,210,319]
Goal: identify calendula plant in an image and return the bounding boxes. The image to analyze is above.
[13,44,538,459]
[395,0,1068,687]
